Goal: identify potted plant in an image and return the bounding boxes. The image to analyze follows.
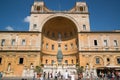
[34,66,43,78]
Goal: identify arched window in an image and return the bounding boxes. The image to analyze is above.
[96,57,100,64]
[80,6,83,11]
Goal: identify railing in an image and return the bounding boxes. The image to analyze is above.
[0,45,40,51]
[44,64,76,69]
[80,46,120,51]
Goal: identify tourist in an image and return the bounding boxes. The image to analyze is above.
[111,72,115,80]
[0,72,3,80]
[48,72,50,80]
[33,73,35,80]
[71,72,75,80]
[64,70,69,80]
[54,71,58,80]
[43,72,46,80]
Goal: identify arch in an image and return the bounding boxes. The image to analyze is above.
[39,14,80,32]
[90,55,104,68]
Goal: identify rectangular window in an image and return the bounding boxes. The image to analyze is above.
[65,60,68,64]
[0,58,2,64]
[52,45,54,50]
[104,40,108,46]
[71,43,73,49]
[19,58,24,64]
[1,39,5,46]
[65,45,68,50]
[45,59,48,64]
[11,39,15,46]
[46,43,48,49]
[117,58,120,64]
[52,33,55,38]
[94,40,98,46]
[51,60,54,64]
[22,39,26,45]
[114,40,118,47]
[83,25,86,30]
[33,24,37,29]
[96,58,100,64]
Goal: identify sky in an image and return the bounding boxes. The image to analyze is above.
[0,0,120,31]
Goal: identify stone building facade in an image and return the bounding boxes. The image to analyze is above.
[0,1,120,76]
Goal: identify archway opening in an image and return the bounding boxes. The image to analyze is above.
[41,16,78,67]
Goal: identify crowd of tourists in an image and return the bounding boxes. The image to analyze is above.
[39,70,76,80]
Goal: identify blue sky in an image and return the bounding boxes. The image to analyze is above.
[0,0,120,31]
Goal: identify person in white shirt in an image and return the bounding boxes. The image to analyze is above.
[64,70,69,80]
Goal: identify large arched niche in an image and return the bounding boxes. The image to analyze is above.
[40,14,79,32]
[41,16,79,55]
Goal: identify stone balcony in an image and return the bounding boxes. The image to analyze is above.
[0,45,40,51]
[80,46,120,51]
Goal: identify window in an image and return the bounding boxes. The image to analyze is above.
[65,45,68,50]
[52,45,54,50]
[96,58,100,64]
[71,59,74,64]
[70,32,73,36]
[65,60,68,64]
[52,32,55,38]
[74,28,77,34]
[94,40,98,46]
[45,59,48,64]
[37,6,40,11]
[33,24,37,29]
[70,43,73,49]
[83,25,86,30]
[22,39,26,45]
[117,58,120,64]
[104,40,108,46]
[47,31,49,36]
[19,58,24,64]
[51,60,54,64]
[80,7,83,11]
[64,33,67,38]
[107,58,110,62]
[0,58,2,64]
[7,63,11,71]
[46,43,48,49]
[58,32,61,40]
[1,39,5,46]
[114,40,118,47]
[11,39,15,46]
